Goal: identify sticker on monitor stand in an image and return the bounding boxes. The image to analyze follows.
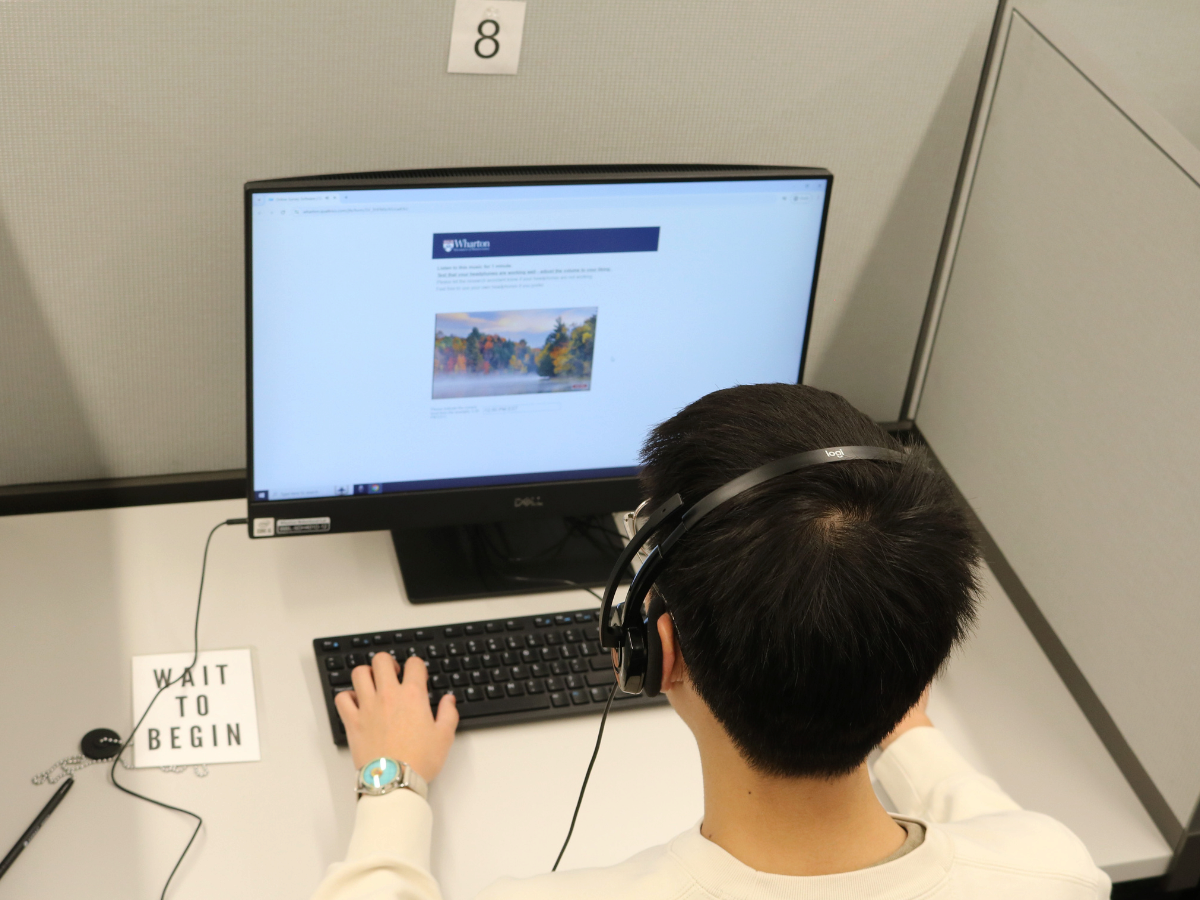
[276,516,331,535]
[252,517,275,538]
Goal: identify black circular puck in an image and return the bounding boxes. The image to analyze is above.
[81,728,122,760]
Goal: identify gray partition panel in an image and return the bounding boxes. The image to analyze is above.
[0,0,999,486]
[915,5,1200,858]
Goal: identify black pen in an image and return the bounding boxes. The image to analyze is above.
[0,776,73,880]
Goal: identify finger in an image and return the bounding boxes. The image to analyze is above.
[372,651,401,695]
[334,689,359,724]
[402,654,429,691]
[435,691,460,734]
[350,664,377,703]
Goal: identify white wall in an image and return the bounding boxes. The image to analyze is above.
[0,0,999,485]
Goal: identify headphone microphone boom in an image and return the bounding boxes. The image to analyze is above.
[597,445,906,697]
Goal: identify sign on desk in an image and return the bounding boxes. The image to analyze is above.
[130,648,261,767]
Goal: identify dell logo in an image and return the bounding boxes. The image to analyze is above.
[514,496,544,508]
[824,449,845,458]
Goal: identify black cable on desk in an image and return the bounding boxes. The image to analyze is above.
[109,517,246,900]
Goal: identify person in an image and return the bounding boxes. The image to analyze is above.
[311,384,1110,900]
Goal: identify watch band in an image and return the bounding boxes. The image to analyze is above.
[356,757,429,800]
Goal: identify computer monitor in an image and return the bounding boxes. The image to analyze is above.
[245,165,831,601]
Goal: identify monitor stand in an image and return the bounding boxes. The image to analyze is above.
[391,514,631,604]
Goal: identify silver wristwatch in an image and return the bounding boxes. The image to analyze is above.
[356,757,429,800]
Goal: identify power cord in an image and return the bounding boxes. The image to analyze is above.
[109,517,246,900]
[552,682,617,871]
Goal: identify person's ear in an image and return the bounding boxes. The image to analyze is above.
[657,613,682,694]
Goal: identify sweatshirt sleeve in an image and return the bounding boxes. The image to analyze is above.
[310,790,443,900]
[874,726,1022,822]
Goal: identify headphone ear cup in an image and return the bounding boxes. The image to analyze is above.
[642,592,666,698]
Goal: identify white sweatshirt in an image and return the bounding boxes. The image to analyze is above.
[311,727,1111,900]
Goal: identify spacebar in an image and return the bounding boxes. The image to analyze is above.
[458,694,551,719]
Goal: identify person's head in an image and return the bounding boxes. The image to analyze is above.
[640,383,980,778]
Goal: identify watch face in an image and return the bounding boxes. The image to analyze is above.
[361,757,399,790]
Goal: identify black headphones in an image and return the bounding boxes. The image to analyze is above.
[598,445,906,697]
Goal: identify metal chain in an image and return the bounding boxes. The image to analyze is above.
[32,739,132,785]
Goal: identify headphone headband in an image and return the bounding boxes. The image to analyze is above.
[599,445,905,649]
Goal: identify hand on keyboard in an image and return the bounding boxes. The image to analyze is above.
[334,652,459,779]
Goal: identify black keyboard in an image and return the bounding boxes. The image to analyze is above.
[314,607,667,745]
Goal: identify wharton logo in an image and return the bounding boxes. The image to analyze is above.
[433,227,659,259]
[441,237,491,253]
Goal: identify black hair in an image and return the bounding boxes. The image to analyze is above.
[640,383,980,777]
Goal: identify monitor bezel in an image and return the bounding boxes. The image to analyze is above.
[244,164,833,536]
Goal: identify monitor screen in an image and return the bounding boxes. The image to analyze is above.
[249,174,828,504]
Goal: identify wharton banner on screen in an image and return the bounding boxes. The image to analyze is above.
[433,227,660,259]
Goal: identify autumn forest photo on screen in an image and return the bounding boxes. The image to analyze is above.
[431,307,597,400]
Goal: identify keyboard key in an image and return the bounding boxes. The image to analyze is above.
[589,687,609,703]
[466,639,483,654]
[489,667,506,683]
[413,629,432,641]
[545,633,562,646]
[505,619,524,631]
[319,639,341,652]
[519,649,536,665]
[509,664,529,680]
[457,693,550,719]
[586,670,616,687]
[425,644,441,658]
[563,629,581,643]
[464,623,483,636]
[443,626,462,638]
[479,653,501,669]
[505,681,525,697]
[372,633,391,645]
[391,631,408,643]
[486,684,503,700]
[440,658,460,672]
[451,672,468,687]
[503,635,519,650]
[525,679,544,694]
[485,621,503,633]
[589,657,612,671]
[525,634,544,647]
[550,691,569,708]
[575,612,595,623]
[452,688,467,704]
[486,638,502,653]
[578,642,596,657]
[446,641,462,655]
[328,669,351,686]
[540,646,560,661]
[346,652,368,667]
[560,645,577,659]
[530,663,548,678]
[569,689,589,705]
[430,674,448,689]
[351,636,371,648]
[544,677,562,692]
[565,674,584,690]
[403,645,420,658]
[551,661,568,675]
[465,685,484,701]
[460,654,478,669]
[502,651,517,666]
[554,614,573,626]
[324,656,344,670]
[471,670,487,684]
[533,616,553,628]
[570,659,587,673]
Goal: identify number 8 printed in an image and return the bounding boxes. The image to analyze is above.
[475,18,500,59]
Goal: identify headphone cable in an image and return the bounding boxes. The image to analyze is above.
[108,517,246,899]
[552,682,617,871]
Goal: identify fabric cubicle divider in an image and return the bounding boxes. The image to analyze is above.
[910,5,1200,888]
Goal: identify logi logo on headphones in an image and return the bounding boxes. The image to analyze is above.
[824,449,846,458]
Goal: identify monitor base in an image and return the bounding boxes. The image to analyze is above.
[392,514,630,604]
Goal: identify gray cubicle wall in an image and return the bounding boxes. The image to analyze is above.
[0,0,1000,487]
[913,5,1200,885]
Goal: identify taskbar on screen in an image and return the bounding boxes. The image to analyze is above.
[253,465,639,502]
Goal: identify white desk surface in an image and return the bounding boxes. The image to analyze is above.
[0,498,1171,898]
